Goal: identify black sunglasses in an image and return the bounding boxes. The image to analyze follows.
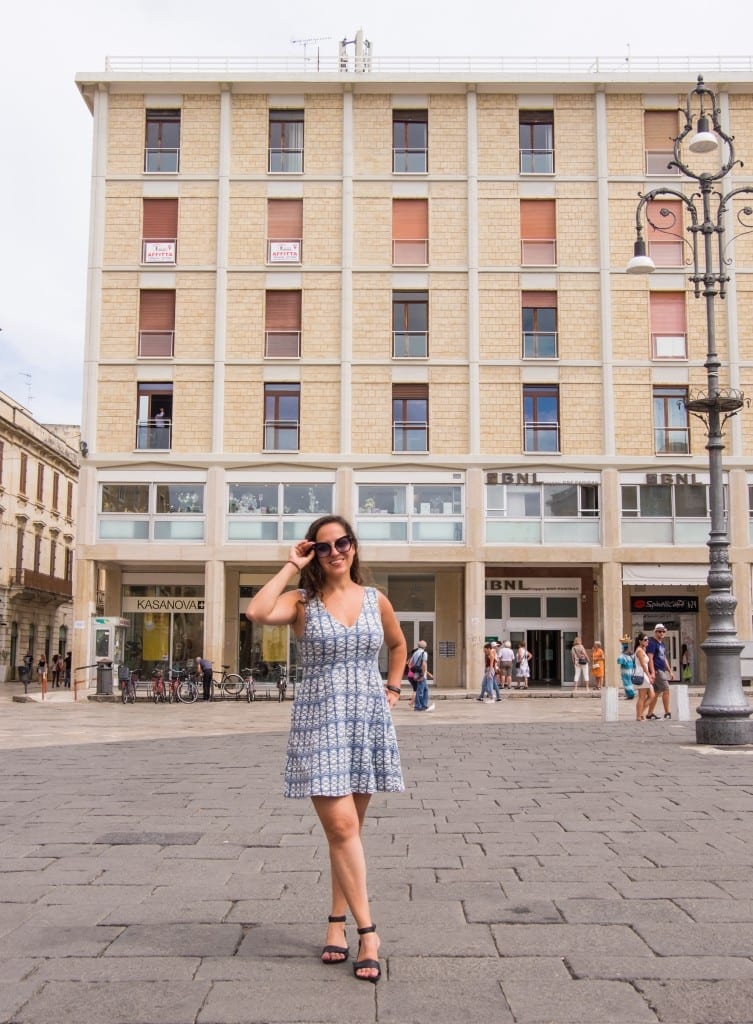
[312,534,353,558]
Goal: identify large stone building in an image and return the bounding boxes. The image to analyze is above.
[0,392,78,682]
[73,53,753,690]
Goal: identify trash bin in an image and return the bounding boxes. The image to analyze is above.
[96,660,113,695]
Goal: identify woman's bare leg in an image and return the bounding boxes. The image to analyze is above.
[313,793,379,979]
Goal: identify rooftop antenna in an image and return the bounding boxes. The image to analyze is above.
[291,36,332,71]
[18,371,34,411]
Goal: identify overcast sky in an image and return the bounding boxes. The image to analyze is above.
[3,0,753,424]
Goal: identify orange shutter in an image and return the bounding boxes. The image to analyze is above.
[142,198,178,237]
[522,291,557,308]
[265,291,302,330]
[139,290,175,330]
[650,292,686,332]
[520,199,556,239]
[646,199,681,239]
[392,199,428,240]
[268,199,303,239]
[644,111,678,149]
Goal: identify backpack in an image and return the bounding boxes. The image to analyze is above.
[407,649,424,679]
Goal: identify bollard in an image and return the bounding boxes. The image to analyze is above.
[670,683,691,721]
[601,687,620,722]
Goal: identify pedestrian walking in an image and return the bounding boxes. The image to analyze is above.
[571,636,590,692]
[633,632,655,721]
[591,640,605,691]
[515,641,532,688]
[411,640,434,713]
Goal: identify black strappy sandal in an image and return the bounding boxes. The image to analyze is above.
[353,923,381,983]
[321,914,348,965]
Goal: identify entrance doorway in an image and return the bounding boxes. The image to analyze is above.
[396,614,434,677]
[526,629,561,684]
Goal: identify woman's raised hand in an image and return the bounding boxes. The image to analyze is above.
[288,540,315,571]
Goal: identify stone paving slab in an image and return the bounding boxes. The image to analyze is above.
[0,696,752,1022]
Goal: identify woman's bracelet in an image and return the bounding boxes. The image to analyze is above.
[385,685,401,696]
[285,560,299,572]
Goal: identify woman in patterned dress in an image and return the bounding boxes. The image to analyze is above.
[245,515,406,984]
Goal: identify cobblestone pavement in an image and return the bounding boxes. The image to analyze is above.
[0,687,751,1023]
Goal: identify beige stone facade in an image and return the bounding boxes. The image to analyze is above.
[74,60,753,692]
[0,392,78,684]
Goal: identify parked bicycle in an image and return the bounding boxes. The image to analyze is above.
[176,672,200,704]
[150,665,167,703]
[211,664,246,700]
[119,667,138,704]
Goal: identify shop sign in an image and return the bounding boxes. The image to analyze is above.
[486,577,580,594]
[630,596,699,613]
[123,597,205,612]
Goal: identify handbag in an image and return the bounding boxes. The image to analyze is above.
[682,665,692,682]
[577,657,588,665]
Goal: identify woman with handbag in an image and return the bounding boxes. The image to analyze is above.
[571,637,590,692]
[633,633,655,721]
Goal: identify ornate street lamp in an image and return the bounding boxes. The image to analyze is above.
[627,74,753,745]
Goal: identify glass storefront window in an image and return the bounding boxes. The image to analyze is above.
[509,597,541,618]
[413,485,461,515]
[101,484,149,513]
[229,484,278,514]
[155,485,204,513]
[282,483,332,515]
[358,485,407,515]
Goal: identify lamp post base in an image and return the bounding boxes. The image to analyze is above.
[696,717,753,746]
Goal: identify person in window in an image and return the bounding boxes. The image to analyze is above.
[245,514,405,984]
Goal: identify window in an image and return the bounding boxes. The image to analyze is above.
[145,109,180,173]
[33,534,41,573]
[393,109,428,173]
[392,199,428,265]
[264,384,300,451]
[0,440,3,484]
[136,384,173,450]
[647,199,683,267]
[523,385,560,453]
[522,291,557,358]
[519,110,554,174]
[36,463,44,503]
[654,387,689,454]
[650,292,687,359]
[644,110,679,175]
[356,483,464,543]
[227,482,334,541]
[52,473,60,512]
[64,548,73,583]
[19,453,27,495]
[267,199,303,263]
[142,198,178,264]
[15,526,24,574]
[622,480,712,545]
[66,481,73,518]
[98,483,205,541]
[49,536,56,578]
[139,290,175,358]
[265,291,302,358]
[486,479,600,544]
[520,199,556,265]
[392,291,428,357]
[268,110,304,173]
[392,385,429,452]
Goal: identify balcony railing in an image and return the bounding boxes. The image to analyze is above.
[138,331,175,358]
[524,420,560,453]
[393,421,429,452]
[265,331,301,358]
[393,148,428,173]
[268,148,303,173]
[521,239,557,266]
[392,331,428,358]
[264,420,299,451]
[393,239,428,265]
[144,147,180,173]
[142,238,177,264]
[11,569,72,599]
[136,418,172,450]
[519,148,554,174]
[522,331,558,359]
[267,238,302,263]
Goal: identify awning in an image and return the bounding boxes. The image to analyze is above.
[622,564,707,587]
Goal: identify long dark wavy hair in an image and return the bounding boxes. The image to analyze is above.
[298,515,367,601]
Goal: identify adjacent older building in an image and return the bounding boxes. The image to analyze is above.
[0,392,78,682]
[73,53,753,689]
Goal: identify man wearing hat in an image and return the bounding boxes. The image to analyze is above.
[646,624,673,719]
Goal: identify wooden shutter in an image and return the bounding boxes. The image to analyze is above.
[650,292,686,332]
[142,198,178,237]
[520,200,556,239]
[644,111,678,149]
[522,291,557,308]
[392,383,428,400]
[265,291,301,330]
[139,291,175,330]
[268,199,303,239]
[392,199,428,239]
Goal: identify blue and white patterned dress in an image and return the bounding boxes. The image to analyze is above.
[284,587,404,799]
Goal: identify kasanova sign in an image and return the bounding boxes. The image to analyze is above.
[124,598,205,612]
